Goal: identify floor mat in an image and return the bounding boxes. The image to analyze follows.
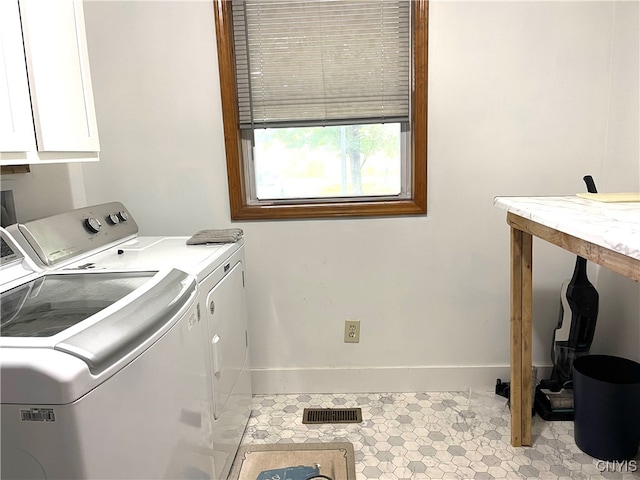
[228,442,356,480]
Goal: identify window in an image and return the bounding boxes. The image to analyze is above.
[214,0,428,219]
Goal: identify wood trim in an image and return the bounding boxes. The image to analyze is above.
[213,0,429,220]
[507,212,640,282]
[1,165,31,175]
[228,198,426,221]
[213,0,245,218]
[412,0,428,213]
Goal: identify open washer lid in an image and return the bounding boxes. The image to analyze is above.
[1,271,154,338]
[0,268,197,404]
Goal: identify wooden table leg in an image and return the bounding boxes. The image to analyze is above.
[510,227,533,446]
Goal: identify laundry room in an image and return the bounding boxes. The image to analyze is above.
[1,1,639,479]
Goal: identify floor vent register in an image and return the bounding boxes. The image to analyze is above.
[302,408,362,424]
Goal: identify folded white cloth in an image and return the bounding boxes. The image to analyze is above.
[186,228,244,245]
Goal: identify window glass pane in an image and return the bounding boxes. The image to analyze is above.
[253,124,402,200]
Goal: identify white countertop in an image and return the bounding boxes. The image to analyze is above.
[494,196,640,260]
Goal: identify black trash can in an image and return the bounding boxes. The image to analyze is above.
[573,354,640,461]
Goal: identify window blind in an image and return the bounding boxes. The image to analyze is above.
[232,0,411,129]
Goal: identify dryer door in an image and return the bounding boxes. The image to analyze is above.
[204,262,247,420]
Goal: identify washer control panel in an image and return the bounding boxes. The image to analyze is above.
[7,202,139,267]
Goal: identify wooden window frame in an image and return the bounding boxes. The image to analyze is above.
[213,0,428,220]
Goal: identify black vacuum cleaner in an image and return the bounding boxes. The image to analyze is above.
[534,175,600,421]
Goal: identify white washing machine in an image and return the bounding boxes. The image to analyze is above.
[62,236,253,480]
[0,229,207,479]
[3,202,252,480]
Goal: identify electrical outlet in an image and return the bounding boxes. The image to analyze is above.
[344,320,360,343]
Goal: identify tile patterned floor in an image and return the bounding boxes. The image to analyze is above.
[238,391,640,480]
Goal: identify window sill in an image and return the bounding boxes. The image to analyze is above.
[230,197,427,220]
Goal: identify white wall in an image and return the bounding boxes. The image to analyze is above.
[79,1,229,234]
[0,163,83,222]
[74,1,639,393]
[589,1,640,363]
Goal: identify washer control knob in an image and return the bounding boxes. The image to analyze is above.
[106,213,120,225]
[84,217,102,233]
[117,210,129,222]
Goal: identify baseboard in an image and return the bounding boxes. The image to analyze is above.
[250,365,553,395]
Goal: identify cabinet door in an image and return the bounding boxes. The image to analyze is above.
[20,0,99,152]
[0,0,37,152]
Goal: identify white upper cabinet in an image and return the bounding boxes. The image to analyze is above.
[0,0,36,153]
[0,0,99,164]
[21,0,99,152]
